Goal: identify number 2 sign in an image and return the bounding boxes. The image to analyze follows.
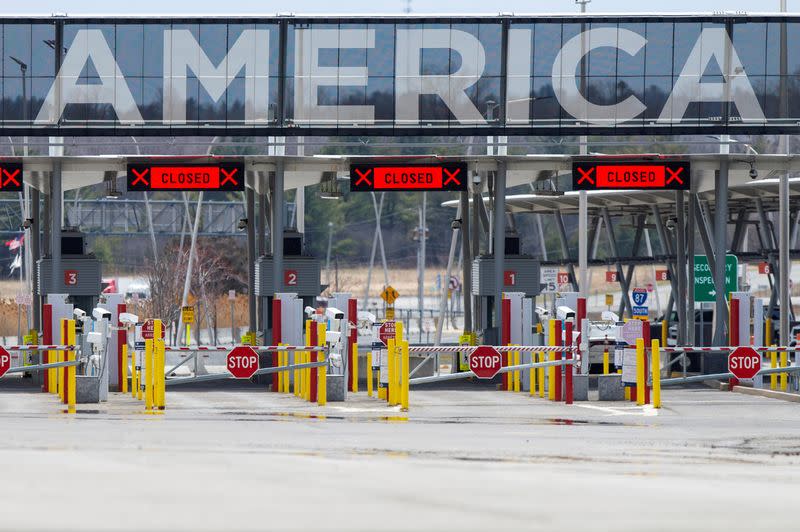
[284,269,298,286]
[64,270,78,286]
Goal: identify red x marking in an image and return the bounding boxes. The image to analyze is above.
[443,167,461,186]
[354,168,373,187]
[666,167,684,185]
[221,167,239,186]
[2,169,20,187]
[577,167,595,185]
[131,168,150,187]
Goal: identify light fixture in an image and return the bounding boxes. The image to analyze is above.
[104,173,122,199]
[319,172,342,199]
[237,218,248,231]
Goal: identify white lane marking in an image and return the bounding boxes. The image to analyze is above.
[575,404,659,417]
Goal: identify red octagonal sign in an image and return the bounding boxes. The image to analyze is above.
[227,346,260,379]
[0,346,10,378]
[728,346,761,380]
[469,346,502,379]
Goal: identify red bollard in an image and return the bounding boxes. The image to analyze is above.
[272,298,282,392]
[309,320,318,403]
[565,321,573,404]
[729,298,740,391]
[501,298,511,390]
[348,298,357,392]
[42,304,52,393]
[554,319,562,401]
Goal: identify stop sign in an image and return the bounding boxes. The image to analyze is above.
[0,347,10,378]
[728,347,761,380]
[469,346,502,379]
[227,346,260,379]
[378,321,396,345]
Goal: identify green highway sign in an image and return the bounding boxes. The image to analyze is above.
[694,255,738,302]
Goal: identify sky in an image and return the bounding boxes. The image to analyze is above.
[0,0,793,15]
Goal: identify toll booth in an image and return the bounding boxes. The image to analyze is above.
[503,292,535,391]
[472,234,541,344]
[254,230,322,344]
[36,230,102,313]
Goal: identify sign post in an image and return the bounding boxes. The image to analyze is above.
[469,346,502,379]
[694,255,738,302]
[227,346,260,379]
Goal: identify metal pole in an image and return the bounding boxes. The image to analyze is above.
[779,0,791,346]
[675,191,687,346]
[325,221,333,286]
[460,190,472,333]
[687,192,696,345]
[364,192,384,305]
[435,203,461,344]
[493,162,507,341]
[50,161,61,296]
[246,187,256,332]
[272,159,285,298]
[472,187,482,333]
[31,187,40,331]
[713,158,729,346]
[179,191,203,344]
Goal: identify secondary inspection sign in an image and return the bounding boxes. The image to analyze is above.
[694,254,738,302]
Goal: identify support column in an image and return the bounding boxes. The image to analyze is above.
[617,215,645,318]
[675,191,686,346]
[272,160,285,298]
[779,159,790,346]
[460,190,472,333]
[687,192,697,345]
[602,208,633,317]
[471,187,482,333]
[246,187,256,333]
[554,211,578,292]
[713,160,729,346]
[493,162,506,342]
[50,162,62,295]
[31,187,40,330]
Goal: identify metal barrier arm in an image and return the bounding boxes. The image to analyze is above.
[656,346,800,353]
[3,345,77,351]
[4,359,81,375]
[409,358,576,386]
[407,345,577,353]
[164,352,196,377]
[659,365,800,386]
[165,358,328,386]
[164,345,325,353]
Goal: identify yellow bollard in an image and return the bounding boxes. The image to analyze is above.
[67,320,76,411]
[770,349,778,390]
[48,344,57,395]
[401,340,409,411]
[548,320,556,401]
[661,319,668,348]
[513,351,520,392]
[780,351,788,392]
[155,320,165,410]
[387,337,396,405]
[317,322,327,406]
[603,348,610,375]
[121,343,128,394]
[367,351,373,397]
[538,352,545,398]
[765,318,772,346]
[652,339,661,409]
[186,323,191,347]
[529,351,537,397]
[144,335,153,410]
[636,338,645,406]
[58,318,66,402]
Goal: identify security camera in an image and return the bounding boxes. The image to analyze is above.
[73,308,86,319]
[237,218,248,231]
[92,307,112,321]
[326,307,345,320]
[451,218,462,230]
[86,332,103,345]
[358,311,376,324]
[20,218,33,230]
[556,306,576,322]
[535,306,550,320]
[749,165,758,180]
[119,312,139,325]
[665,218,676,231]
[472,172,481,185]
[304,306,316,317]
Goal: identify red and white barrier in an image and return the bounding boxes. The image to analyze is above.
[407,345,577,354]
[164,345,325,352]
[3,345,77,351]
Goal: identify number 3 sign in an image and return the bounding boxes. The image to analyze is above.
[64,270,78,286]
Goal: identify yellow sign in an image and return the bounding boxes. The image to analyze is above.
[241,331,257,346]
[381,285,400,305]
[385,307,396,320]
[458,332,476,372]
[605,294,614,307]
[181,306,195,324]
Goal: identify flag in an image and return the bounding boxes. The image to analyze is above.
[9,253,21,274]
[5,236,23,251]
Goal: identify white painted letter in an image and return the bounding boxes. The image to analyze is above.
[164,29,270,125]
[395,29,486,125]
[35,29,143,125]
[293,28,375,125]
[553,28,646,126]
[659,28,765,124]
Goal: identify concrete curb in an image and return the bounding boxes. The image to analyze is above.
[732,386,800,403]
